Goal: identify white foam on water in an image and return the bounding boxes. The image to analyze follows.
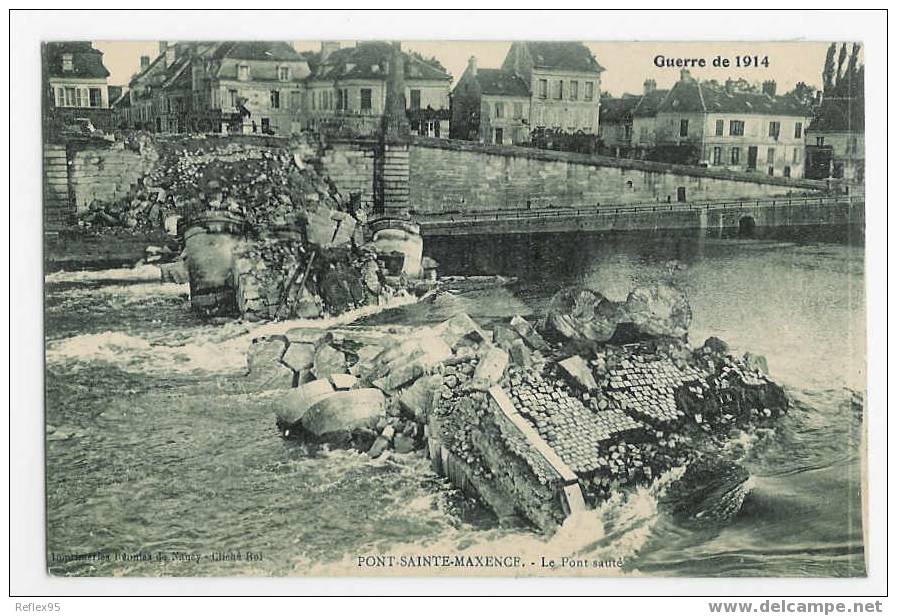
[46,326,253,375]
[248,292,419,339]
[45,278,421,377]
[54,281,190,300]
[48,331,152,361]
[46,264,164,284]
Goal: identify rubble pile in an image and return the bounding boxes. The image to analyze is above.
[211,135,403,320]
[79,132,406,319]
[674,350,790,435]
[147,135,348,229]
[601,355,704,424]
[78,134,343,232]
[542,336,787,504]
[246,281,789,532]
[230,237,392,321]
[77,136,177,230]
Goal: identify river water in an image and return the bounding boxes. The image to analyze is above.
[44,226,866,577]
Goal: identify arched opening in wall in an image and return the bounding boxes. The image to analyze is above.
[738,216,757,238]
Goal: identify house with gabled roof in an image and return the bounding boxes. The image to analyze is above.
[599,80,669,155]
[647,69,811,176]
[43,42,113,130]
[196,41,310,134]
[598,95,641,149]
[303,41,452,137]
[501,41,604,135]
[451,58,531,144]
[123,42,193,132]
[451,41,604,145]
[805,96,864,182]
[629,82,670,150]
[121,41,309,134]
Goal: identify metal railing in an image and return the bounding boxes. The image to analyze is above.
[415,194,864,227]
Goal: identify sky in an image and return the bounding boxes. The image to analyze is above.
[95,40,845,97]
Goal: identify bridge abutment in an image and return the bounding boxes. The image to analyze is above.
[365,42,426,278]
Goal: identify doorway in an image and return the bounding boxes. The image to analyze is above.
[676,186,686,202]
[747,146,758,171]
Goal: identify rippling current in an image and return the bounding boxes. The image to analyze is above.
[45,226,866,577]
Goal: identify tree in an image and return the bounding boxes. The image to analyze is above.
[853,65,865,99]
[822,43,837,94]
[788,81,817,108]
[845,43,862,98]
[729,77,758,93]
[835,42,848,91]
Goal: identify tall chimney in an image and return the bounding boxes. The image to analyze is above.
[140,55,150,70]
[468,55,477,77]
[159,41,175,68]
[320,41,340,62]
[762,80,777,97]
[166,43,176,68]
[643,78,656,94]
[680,69,692,82]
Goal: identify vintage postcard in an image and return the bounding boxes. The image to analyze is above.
[39,35,866,580]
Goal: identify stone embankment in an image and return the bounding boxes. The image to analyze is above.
[249,281,789,532]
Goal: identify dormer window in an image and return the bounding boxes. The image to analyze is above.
[238,64,250,81]
[62,53,73,71]
[278,66,290,81]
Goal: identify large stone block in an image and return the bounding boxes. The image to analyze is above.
[275,378,334,426]
[246,337,286,375]
[282,342,316,373]
[300,388,387,440]
[398,374,442,422]
[305,208,338,246]
[159,260,188,284]
[429,313,489,350]
[313,344,347,379]
[473,346,509,386]
[246,361,296,391]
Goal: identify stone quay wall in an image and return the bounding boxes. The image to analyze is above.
[316,139,378,214]
[68,142,158,215]
[43,138,159,231]
[407,137,829,215]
